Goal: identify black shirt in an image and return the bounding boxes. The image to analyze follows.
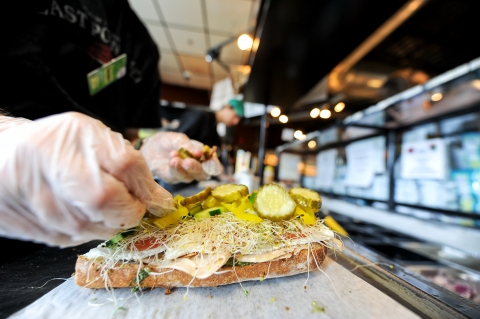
[3,0,161,135]
[162,106,222,148]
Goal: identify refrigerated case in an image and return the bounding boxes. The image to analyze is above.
[276,57,480,227]
[274,58,480,312]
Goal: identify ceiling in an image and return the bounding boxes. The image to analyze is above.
[130,0,480,144]
[129,0,260,92]
[244,0,480,133]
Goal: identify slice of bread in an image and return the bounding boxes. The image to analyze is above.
[74,243,327,289]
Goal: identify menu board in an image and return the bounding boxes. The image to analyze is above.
[278,153,301,182]
[315,149,337,189]
[343,139,377,188]
[401,138,448,180]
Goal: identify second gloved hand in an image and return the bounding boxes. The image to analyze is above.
[140,132,223,184]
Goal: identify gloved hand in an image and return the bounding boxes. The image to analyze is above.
[0,112,174,247]
[140,132,223,184]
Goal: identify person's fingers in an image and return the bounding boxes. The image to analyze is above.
[57,169,146,229]
[202,152,223,176]
[104,149,174,214]
[177,138,205,158]
[181,157,210,181]
[90,172,147,229]
[31,188,120,243]
[150,157,176,182]
[28,169,145,244]
[86,123,174,214]
[169,157,195,183]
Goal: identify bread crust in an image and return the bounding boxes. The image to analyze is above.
[74,243,327,289]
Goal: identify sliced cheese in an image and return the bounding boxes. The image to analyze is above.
[150,251,231,279]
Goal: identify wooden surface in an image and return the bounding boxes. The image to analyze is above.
[8,257,420,319]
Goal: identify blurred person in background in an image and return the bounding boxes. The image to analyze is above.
[159,99,244,193]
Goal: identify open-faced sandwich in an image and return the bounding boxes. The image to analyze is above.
[74,183,336,292]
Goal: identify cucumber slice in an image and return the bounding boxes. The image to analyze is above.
[186,203,203,215]
[248,191,258,204]
[208,209,222,216]
[288,187,322,212]
[212,184,249,202]
[181,187,212,206]
[194,206,226,219]
[253,183,296,221]
[105,228,136,247]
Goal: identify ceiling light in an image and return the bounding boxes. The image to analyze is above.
[294,130,303,139]
[237,34,253,51]
[345,73,355,83]
[407,0,423,12]
[299,134,306,140]
[431,92,443,102]
[473,80,480,90]
[366,78,384,88]
[308,140,316,148]
[279,115,288,123]
[320,109,331,119]
[310,108,320,118]
[252,38,260,52]
[334,102,345,112]
[270,107,281,117]
[182,71,191,80]
[205,48,220,63]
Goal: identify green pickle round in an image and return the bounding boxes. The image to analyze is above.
[212,184,249,202]
[181,187,212,206]
[253,183,296,221]
[288,187,322,212]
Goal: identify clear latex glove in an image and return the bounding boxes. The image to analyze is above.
[140,132,223,184]
[0,112,175,247]
[202,151,223,176]
[0,115,31,133]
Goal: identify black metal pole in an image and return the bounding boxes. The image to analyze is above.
[274,149,281,182]
[257,107,269,185]
[387,129,396,211]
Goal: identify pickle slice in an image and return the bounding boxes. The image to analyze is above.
[211,184,249,202]
[181,187,212,206]
[178,148,195,160]
[179,145,216,162]
[288,187,322,212]
[253,183,296,221]
[203,145,211,155]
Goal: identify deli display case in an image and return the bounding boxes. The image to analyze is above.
[274,58,480,317]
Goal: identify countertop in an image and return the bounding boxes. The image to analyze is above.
[2,235,479,319]
[2,184,479,318]
[6,256,420,319]
[0,238,101,319]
